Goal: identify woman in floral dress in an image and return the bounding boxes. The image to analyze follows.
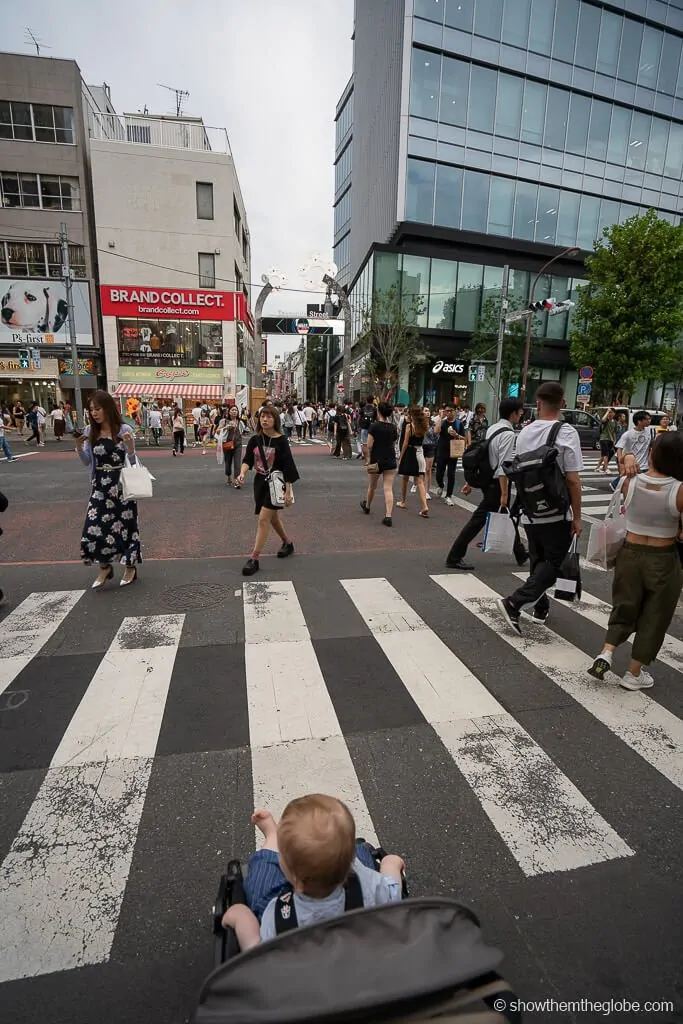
[75,390,141,588]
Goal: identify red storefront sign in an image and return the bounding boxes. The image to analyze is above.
[101,286,252,323]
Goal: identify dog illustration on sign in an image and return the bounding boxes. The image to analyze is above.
[1,282,69,334]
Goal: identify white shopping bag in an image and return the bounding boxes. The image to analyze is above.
[585,482,630,570]
[215,429,226,465]
[482,510,516,554]
[121,456,155,500]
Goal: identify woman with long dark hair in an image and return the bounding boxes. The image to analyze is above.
[75,390,141,588]
[361,401,398,526]
[396,406,429,517]
[217,405,244,487]
[236,406,300,577]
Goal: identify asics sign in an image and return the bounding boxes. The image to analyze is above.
[432,360,465,374]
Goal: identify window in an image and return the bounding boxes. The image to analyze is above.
[469,65,496,135]
[401,255,430,326]
[618,17,642,84]
[577,195,600,249]
[552,0,578,63]
[638,27,663,91]
[234,263,242,292]
[414,0,444,22]
[454,263,483,332]
[521,80,547,146]
[428,259,458,328]
[406,158,435,223]
[575,2,600,71]
[0,101,74,144]
[233,197,241,238]
[537,186,560,243]
[665,122,683,179]
[556,191,580,247]
[196,182,214,220]
[441,56,469,127]
[242,230,249,265]
[513,180,538,241]
[502,0,530,49]
[646,118,669,176]
[117,318,222,368]
[461,170,490,233]
[335,141,352,192]
[607,105,630,166]
[0,240,85,278]
[529,0,555,56]
[587,100,611,162]
[0,171,80,211]
[126,123,151,144]
[566,93,590,155]
[488,176,515,236]
[495,74,523,139]
[198,252,216,288]
[474,0,503,41]
[411,49,441,121]
[658,33,682,95]
[445,0,474,31]
[544,88,569,150]
[627,111,650,171]
[434,163,463,229]
[597,10,622,77]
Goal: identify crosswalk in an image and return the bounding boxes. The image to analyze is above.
[579,454,617,519]
[1,569,682,984]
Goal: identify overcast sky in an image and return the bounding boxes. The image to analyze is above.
[8,0,354,348]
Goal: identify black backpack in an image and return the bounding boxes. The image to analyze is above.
[503,421,570,521]
[360,404,376,430]
[462,427,510,490]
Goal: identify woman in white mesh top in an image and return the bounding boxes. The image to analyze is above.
[589,431,683,691]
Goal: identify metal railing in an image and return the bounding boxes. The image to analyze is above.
[89,112,232,156]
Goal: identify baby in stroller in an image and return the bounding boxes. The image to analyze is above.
[222,793,405,949]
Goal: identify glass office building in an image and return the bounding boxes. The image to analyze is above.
[332,0,683,405]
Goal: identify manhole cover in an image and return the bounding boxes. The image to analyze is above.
[163,583,232,610]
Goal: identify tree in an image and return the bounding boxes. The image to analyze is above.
[305,335,326,402]
[357,285,429,400]
[570,210,683,401]
[463,294,541,395]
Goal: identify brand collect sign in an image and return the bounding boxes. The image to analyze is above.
[118,366,223,384]
[432,360,465,374]
[100,286,251,323]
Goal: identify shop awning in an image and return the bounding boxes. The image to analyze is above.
[113,383,224,400]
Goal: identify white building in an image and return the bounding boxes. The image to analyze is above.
[85,89,254,415]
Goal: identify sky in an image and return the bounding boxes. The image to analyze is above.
[7,0,354,351]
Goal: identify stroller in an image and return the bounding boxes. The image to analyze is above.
[194,846,521,1023]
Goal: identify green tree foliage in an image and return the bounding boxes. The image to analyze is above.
[464,295,541,394]
[358,285,429,399]
[305,335,326,402]
[570,210,683,400]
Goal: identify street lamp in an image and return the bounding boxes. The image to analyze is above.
[520,246,580,401]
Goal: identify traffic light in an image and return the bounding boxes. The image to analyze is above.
[548,299,576,316]
[528,298,556,312]
[18,349,30,369]
[528,298,576,315]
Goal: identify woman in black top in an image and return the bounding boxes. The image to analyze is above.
[237,407,300,576]
[360,401,398,526]
[397,407,429,517]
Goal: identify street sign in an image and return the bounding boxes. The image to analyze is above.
[477,364,486,382]
[505,310,532,324]
[577,382,592,397]
[579,366,593,381]
[508,383,520,397]
[336,384,345,394]
[261,317,334,336]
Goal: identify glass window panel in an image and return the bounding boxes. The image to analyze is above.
[607,105,630,166]
[441,57,470,127]
[495,73,523,138]
[502,0,530,48]
[488,176,515,235]
[401,255,430,326]
[32,104,53,127]
[618,18,643,84]
[20,173,39,207]
[482,266,503,306]
[665,122,683,178]
[445,0,474,30]
[537,186,560,243]
[587,100,611,161]
[597,11,622,77]
[513,179,538,240]
[552,0,578,63]
[638,27,662,90]
[521,79,547,145]
[508,267,530,306]
[556,190,580,246]
[414,0,445,23]
[411,49,441,120]
[546,274,570,339]
[11,101,32,140]
[52,106,74,142]
[474,0,503,40]
[566,93,590,154]
[434,163,463,228]
[599,199,621,236]
[469,65,497,133]
[627,111,650,170]
[544,87,569,150]
[8,244,28,276]
[461,170,490,232]
[529,0,555,56]
[454,263,483,331]
[60,177,80,211]
[0,101,11,139]
[645,117,668,175]
[40,175,62,208]
[575,2,600,71]
[196,182,214,220]
[198,252,215,288]
[26,243,45,277]
[428,258,458,328]
[577,195,600,249]
[406,158,436,222]
[658,33,682,95]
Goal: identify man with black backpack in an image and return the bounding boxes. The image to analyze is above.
[497,381,583,635]
[445,398,524,570]
[359,397,377,461]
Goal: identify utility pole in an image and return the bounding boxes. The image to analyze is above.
[323,273,351,401]
[492,265,509,419]
[60,223,83,429]
[521,246,580,400]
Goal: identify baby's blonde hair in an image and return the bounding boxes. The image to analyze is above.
[278,794,356,896]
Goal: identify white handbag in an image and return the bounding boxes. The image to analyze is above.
[121,456,155,500]
[482,509,516,554]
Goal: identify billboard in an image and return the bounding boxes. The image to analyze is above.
[101,285,240,322]
[0,278,94,346]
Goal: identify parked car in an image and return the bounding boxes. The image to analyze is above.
[592,407,675,439]
[522,406,600,448]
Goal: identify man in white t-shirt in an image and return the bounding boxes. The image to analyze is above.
[302,402,315,440]
[497,382,583,635]
[616,411,651,474]
[149,406,162,446]
[191,403,202,445]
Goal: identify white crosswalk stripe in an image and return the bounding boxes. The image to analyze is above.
[1,575,682,981]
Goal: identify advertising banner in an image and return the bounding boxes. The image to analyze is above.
[0,356,59,378]
[0,279,93,346]
[59,357,96,376]
[117,366,223,384]
[101,285,238,322]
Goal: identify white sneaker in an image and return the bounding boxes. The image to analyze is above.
[445,497,454,506]
[436,488,443,497]
[426,492,431,500]
[410,484,417,493]
[620,670,654,690]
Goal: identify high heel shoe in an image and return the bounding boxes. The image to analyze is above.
[119,567,138,588]
[91,565,114,589]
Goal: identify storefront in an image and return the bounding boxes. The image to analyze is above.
[0,356,61,411]
[111,367,227,430]
[419,358,470,408]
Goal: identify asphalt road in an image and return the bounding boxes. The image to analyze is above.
[0,438,681,1024]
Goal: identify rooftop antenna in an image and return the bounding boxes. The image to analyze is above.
[26,28,51,56]
[157,84,190,117]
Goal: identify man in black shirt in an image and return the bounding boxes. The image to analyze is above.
[435,405,465,505]
[359,397,377,461]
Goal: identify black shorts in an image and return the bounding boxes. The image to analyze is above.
[254,473,282,514]
[600,440,615,458]
[374,460,397,475]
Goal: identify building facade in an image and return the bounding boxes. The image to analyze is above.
[86,95,254,417]
[0,54,104,411]
[333,0,683,406]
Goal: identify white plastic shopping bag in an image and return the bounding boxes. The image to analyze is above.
[121,456,155,500]
[482,510,516,554]
[586,482,629,570]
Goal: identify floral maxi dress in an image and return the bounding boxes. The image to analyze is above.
[80,437,142,566]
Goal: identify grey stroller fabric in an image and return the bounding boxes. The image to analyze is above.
[194,897,512,1024]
